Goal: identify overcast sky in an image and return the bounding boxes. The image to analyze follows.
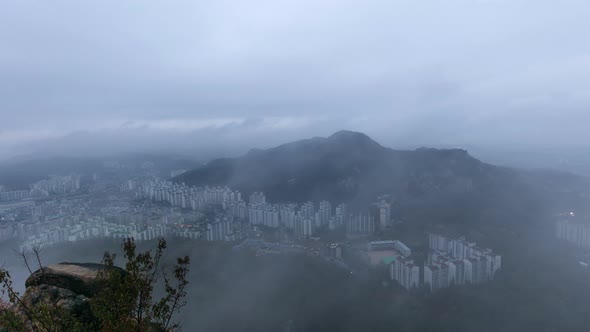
[1,0,589,160]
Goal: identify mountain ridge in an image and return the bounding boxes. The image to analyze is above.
[174,130,589,225]
[174,131,501,206]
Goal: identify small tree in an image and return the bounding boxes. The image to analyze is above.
[93,238,190,332]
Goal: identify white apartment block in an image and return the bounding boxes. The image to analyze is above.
[390,257,420,290]
[426,233,501,291]
[557,219,590,249]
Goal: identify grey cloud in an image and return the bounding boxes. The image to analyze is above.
[1,0,590,160]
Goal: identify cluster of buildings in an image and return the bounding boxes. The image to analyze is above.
[135,179,381,239]
[8,176,253,251]
[0,190,33,202]
[367,235,502,292]
[170,213,242,242]
[205,219,234,241]
[364,240,418,290]
[557,219,590,250]
[134,179,242,210]
[19,218,168,251]
[244,194,375,238]
[18,206,242,251]
[4,169,507,297]
[0,176,80,202]
[31,175,81,195]
[425,233,502,291]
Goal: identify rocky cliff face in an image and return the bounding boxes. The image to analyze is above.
[3,262,124,330]
[25,262,116,297]
[19,284,93,323]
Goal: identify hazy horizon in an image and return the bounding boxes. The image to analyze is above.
[2,0,590,162]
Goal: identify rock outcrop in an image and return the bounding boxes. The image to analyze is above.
[5,262,125,330]
[20,284,93,322]
[25,262,123,297]
[2,262,169,331]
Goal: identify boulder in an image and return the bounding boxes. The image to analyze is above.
[1,263,135,331]
[20,284,93,322]
[3,284,95,330]
[25,262,124,297]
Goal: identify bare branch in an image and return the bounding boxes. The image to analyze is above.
[32,245,44,268]
[12,249,37,289]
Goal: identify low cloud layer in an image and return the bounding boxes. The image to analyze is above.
[1,0,589,160]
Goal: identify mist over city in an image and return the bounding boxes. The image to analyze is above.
[1,1,590,331]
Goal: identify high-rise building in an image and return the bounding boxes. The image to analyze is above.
[454,259,473,285]
[328,217,336,231]
[300,201,315,219]
[346,213,375,235]
[425,265,443,291]
[318,201,332,228]
[440,261,456,287]
[295,217,313,239]
[377,200,391,229]
[470,258,484,284]
[249,192,266,205]
[557,219,590,249]
[424,265,433,291]
[335,204,348,229]
[390,257,420,290]
[280,204,297,230]
[429,233,450,252]
[206,220,233,241]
